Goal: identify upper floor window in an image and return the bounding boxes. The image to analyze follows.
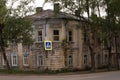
[53,30,59,41]
[38,30,42,41]
[68,31,72,42]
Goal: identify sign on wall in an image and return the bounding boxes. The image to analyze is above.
[44,40,52,50]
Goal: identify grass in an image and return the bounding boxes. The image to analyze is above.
[0,68,118,75]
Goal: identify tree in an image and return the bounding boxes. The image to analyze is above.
[102,0,120,69]
[0,0,34,70]
[90,0,120,70]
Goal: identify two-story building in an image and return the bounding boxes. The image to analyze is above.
[0,4,113,70]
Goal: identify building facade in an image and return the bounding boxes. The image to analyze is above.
[0,4,116,70]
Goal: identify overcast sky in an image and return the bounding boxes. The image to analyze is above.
[35,0,53,10]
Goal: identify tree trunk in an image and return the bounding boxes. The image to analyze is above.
[97,1,101,17]
[88,40,95,71]
[107,47,112,70]
[0,44,11,70]
[115,35,119,70]
[0,24,11,70]
[86,0,90,18]
[84,25,96,71]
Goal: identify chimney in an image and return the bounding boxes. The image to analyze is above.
[36,7,43,13]
[54,3,60,14]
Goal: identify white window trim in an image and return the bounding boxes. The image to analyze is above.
[23,53,29,66]
[11,53,18,67]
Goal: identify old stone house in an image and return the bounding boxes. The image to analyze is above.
[0,4,114,70]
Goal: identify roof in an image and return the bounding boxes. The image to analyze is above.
[31,9,87,21]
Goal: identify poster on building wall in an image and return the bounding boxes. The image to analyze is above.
[44,40,52,50]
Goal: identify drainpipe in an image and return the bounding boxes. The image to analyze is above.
[44,19,49,58]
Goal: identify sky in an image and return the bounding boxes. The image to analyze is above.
[35,0,53,10]
[35,0,106,17]
[7,0,105,17]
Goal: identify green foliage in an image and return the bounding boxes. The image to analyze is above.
[0,0,35,46]
[0,0,7,23]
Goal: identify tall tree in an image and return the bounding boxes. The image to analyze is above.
[0,0,34,70]
[103,0,120,69]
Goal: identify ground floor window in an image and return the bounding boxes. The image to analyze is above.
[23,53,29,66]
[38,55,44,66]
[84,55,87,65]
[2,57,6,65]
[105,54,108,64]
[97,54,101,65]
[32,55,36,66]
[2,54,9,66]
[11,53,18,67]
[68,55,73,66]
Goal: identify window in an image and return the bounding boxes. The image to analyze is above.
[2,54,10,66]
[23,53,29,66]
[97,54,101,66]
[105,54,108,64]
[11,54,18,66]
[68,55,73,66]
[84,55,87,64]
[53,30,59,41]
[38,30,42,41]
[2,57,6,65]
[68,31,72,42]
[38,55,44,66]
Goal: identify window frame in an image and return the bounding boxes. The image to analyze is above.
[23,52,29,66]
[37,30,43,42]
[37,55,44,66]
[83,55,87,65]
[2,57,6,66]
[68,55,73,66]
[11,53,18,67]
[53,30,60,41]
[68,30,73,42]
